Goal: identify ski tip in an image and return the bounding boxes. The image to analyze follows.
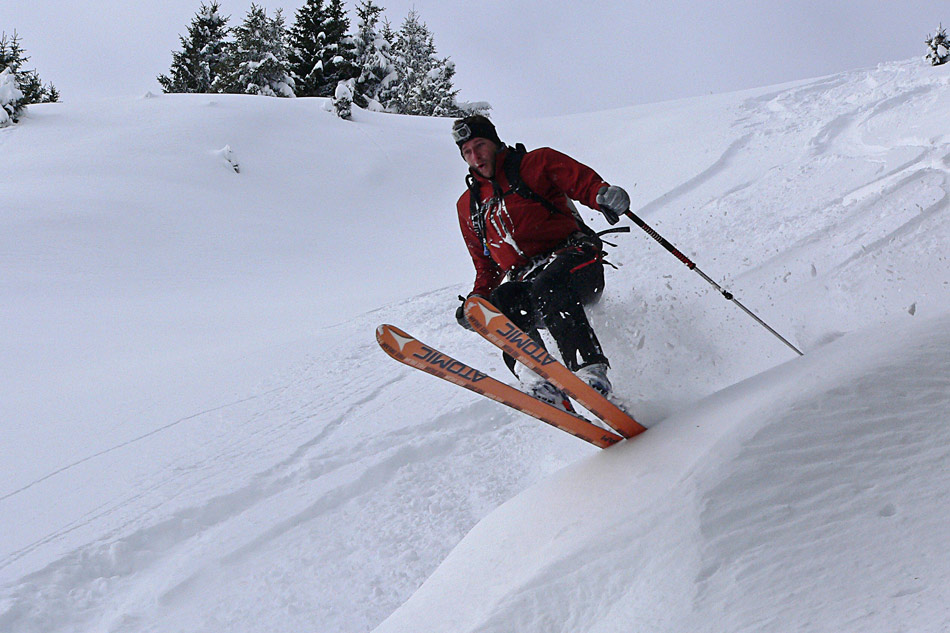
[376,324,399,347]
[376,324,395,343]
[377,324,409,337]
[376,324,418,356]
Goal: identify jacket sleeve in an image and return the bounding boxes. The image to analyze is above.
[530,147,609,210]
[457,192,504,297]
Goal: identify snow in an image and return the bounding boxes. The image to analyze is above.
[377,316,950,632]
[335,79,354,100]
[2,58,950,632]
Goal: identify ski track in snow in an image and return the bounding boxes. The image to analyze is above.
[1,310,588,633]
[0,388,290,506]
[634,133,755,218]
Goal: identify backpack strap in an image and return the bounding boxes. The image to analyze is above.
[466,173,489,256]
[502,143,605,250]
[502,143,563,217]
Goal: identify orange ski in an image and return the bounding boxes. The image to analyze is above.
[464,296,647,439]
[376,324,622,449]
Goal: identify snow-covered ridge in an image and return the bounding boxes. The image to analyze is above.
[2,58,949,632]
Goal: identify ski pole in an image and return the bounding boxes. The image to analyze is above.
[622,210,804,357]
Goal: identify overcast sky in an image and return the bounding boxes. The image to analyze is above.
[4,1,946,118]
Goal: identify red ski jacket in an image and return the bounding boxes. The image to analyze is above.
[457,146,610,298]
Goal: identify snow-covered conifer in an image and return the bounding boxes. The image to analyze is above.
[352,0,395,110]
[157,2,231,93]
[426,58,461,117]
[217,4,295,97]
[0,67,23,126]
[455,101,492,117]
[383,10,427,115]
[926,25,950,66]
[383,10,463,116]
[288,0,356,98]
[287,0,329,97]
[0,31,57,125]
[380,16,395,48]
[44,83,60,103]
[333,78,355,119]
[321,0,358,96]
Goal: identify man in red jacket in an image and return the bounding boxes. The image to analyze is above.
[452,114,630,409]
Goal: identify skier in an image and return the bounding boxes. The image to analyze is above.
[452,114,631,409]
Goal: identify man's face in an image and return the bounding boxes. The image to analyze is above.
[460,137,498,178]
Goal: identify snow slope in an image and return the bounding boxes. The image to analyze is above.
[376,316,950,632]
[2,58,949,632]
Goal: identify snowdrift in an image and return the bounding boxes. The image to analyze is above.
[375,315,950,632]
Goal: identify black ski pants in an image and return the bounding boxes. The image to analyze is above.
[490,237,608,374]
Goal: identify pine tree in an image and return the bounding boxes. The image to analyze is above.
[217,4,295,97]
[380,16,396,48]
[384,10,461,116]
[288,0,357,98]
[158,1,231,93]
[0,31,58,125]
[321,0,358,97]
[374,16,398,107]
[0,67,23,127]
[384,10,426,114]
[287,0,328,97]
[427,58,461,117]
[926,24,950,66]
[380,17,395,45]
[333,77,355,119]
[352,0,395,110]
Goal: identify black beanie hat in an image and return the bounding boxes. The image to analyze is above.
[452,115,502,149]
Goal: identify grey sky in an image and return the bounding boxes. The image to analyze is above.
[4,1,945,117]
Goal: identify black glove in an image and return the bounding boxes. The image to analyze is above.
[595,185,629,225]
[455,295,473,330]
